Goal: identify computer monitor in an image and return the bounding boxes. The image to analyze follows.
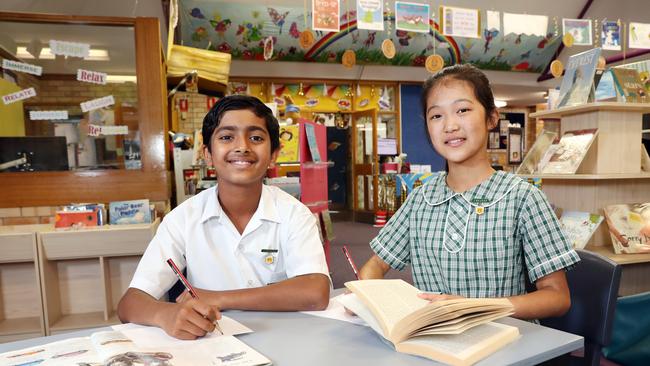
[0,137,69,171]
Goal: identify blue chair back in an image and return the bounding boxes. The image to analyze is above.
[540,249,621,366]
[602,292,650,366]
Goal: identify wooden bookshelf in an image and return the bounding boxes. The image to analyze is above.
[0,225,49,342]
[38,220,158,335]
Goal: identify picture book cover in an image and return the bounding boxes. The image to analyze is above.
[603,203,650,254]
[109,199,152,225]
[54,210,98,229]
[611,68,647,102]
[559,211,604,249]
[557,48,602,108]
[541,129,599,174]
[595,69,618,101]
[304,123,322,162]
[276,125,299,163]
[516,130,558,175]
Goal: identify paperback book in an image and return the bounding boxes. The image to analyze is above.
[611,68,647,102]
[338,279,518,366]
[603,203,650,254]
[559,211,604,249]
[557,48,602,108]
[109,199,152,225]
[541,129,598,174]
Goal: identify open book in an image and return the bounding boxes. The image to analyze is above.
[339,279,519,366]
[0,329,271,366]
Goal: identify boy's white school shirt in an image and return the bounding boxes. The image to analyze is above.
[129,184,330,300]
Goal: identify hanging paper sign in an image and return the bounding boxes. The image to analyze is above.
[439,5,480,38]
[629,22,650,49]
[503,13,548,37]
[395,2,430,33]
[357,0,384,31]
[2,59,42,76]
[88,124,128,137]
[425,54,444,73]
[29,110,69,120]
[486,10,501,32]
[80,95,115,113]
[207,96,218,110]
[600,21,621,51]
[381,39,396,58]
[77,69,107,85]
[342,49,356,68]
[562,19,593,46]
[263,36,274,61]
[2,87,36,105]
[49,40,90,58]
[312,0,340,32]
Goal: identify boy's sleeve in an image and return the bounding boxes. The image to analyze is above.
[129,213,187,300]
[282,206,330,279]
[519,187,580,283]
[369,187,417,271]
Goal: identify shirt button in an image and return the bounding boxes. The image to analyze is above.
[451,233,460,241]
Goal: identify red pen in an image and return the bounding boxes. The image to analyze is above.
[166,258,223,334]
[342,246,360,280]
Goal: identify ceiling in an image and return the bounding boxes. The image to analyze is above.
[1,0,649,107]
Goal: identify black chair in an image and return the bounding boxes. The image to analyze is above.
[540,249,622,366]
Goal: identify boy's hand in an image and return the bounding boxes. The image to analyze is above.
[158,299,221,340]
[417,293,464,302]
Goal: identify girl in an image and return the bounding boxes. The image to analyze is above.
[359,64,579,320]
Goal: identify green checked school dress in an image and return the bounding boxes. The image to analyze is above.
[370,171,579,297]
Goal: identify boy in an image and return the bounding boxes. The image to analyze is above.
[118,95,330,339]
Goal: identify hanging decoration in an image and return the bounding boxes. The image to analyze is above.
[263,36,274,60]
[381,0,396,59]
[342,49,356,68]
[550,17,564,79]
[299,0,315,50]
[425,3,444,73]
[601,19,622,51]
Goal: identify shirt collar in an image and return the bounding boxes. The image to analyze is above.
[422,171,523,206]
[199,185,282,224]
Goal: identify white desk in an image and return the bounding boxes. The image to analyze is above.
[0,301,583,365]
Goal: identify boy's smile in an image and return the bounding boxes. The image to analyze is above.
[204,109,278,188]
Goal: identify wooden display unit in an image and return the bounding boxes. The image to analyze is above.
[38,220,158,335]
[0,225,49,342]
[527,102,650,295]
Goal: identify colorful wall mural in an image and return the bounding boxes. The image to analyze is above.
[178,1,562,73]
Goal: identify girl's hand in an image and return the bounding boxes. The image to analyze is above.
[417,292,464,301]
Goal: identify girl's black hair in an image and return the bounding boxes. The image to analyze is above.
[202,95,280,153]
[420,64,497,137]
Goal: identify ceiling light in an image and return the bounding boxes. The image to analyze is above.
[494,100,507,108]
[17,46,110,61]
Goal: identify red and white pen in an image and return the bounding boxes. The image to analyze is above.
[342,246,360,280]
[166,258,223,334]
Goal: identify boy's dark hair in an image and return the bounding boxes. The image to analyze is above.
[202,95,280,153]
[420,63,497,129]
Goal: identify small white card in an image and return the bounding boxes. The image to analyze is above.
[2,87,36,105]
[80,95,115,112]
[49,39,90,58]
[29,110,69,120]
[2,59,42,76]
[77,69,107,85]
[486,10,501,31]
[88,124,128,136]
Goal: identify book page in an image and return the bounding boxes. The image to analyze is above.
[395,322,519,366]
[301,293,369,326]
[0,337,99,366]
[337,292,390,341]
[345,279,429,336]
[91,330,140,363]
[198,335,272,366]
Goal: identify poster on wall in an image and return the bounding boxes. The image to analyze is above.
[440,5,480,38]
[395,2,430,33]
[601,21,621,51]
[312,0,340,33]
[629,22,650,49]
[503,13,548,37]
[563,18,593,46]
[356,0,384,31]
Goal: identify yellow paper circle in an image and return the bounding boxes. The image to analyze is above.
[562,33,574,47]
[342,50,356,68]
[550,60,564,78]
[381,39,396,59]
[425,54,444,73]
[299,30,314,50]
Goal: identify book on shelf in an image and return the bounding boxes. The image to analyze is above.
[595,69,618,101]
[559,211,604,249]
[276,125,300,163]
[304,123,322,162]
[109,199,152,225]
[54,210,98,229]
[603,203,650,254]
[611,67,648,102]
[0,326,271,366]
[338,279,519,366]
[515,130,558,175]
[541,128,599,174]
[557,48,602,108]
